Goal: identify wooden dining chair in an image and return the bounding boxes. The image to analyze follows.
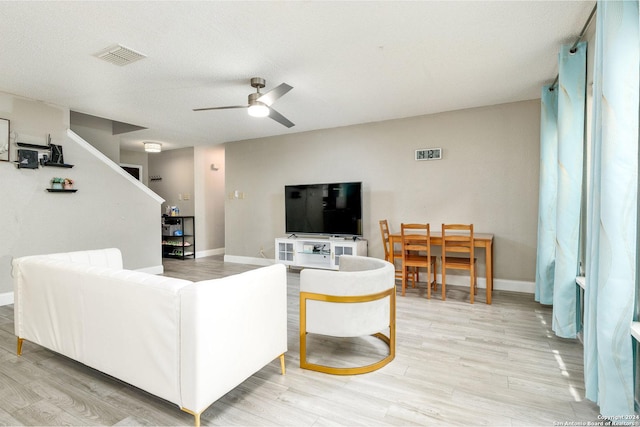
[379,220,415,287]
[400,223,437,298]
[441,224,477,303]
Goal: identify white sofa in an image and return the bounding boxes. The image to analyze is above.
[12,248,287,426]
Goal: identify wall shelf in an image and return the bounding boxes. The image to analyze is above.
[43,162,73,168]
[16,142,51,150]
[46,188,77,193]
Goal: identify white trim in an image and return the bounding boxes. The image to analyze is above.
[419,273,535,294]
[67,129,165,204]
[225,256,537,294]
[224,255,275,267]
[196,248,225,258]
[0,292,14,306]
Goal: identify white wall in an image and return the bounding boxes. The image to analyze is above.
[0,92,164,303]
[225,99,540,286]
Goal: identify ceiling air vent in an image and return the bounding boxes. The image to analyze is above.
[95,44,146,66]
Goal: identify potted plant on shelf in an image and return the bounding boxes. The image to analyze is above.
[51,177,64,190]
[63,178,73,190]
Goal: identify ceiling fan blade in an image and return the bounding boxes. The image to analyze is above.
[257,83,293,106]
[193,105,247,112]
[268,107,295,128]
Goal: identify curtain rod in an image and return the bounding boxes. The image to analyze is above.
[549,3,597,91]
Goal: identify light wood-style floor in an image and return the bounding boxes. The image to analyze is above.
[0,256,601,426]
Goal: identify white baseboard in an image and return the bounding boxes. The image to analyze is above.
[222,257,535,294]
[0,292,14,306]
[196,248,225,258]
[223,255,275,266]
[422,273,534,294]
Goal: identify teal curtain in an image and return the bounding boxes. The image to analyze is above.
[552,42,587,339]
[535,86,558,305]
[584,0,639,419]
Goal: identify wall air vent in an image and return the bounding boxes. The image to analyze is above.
[415,147,442,161]
[95,44,146,66]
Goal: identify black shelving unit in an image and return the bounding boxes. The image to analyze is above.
[162,216,195,260]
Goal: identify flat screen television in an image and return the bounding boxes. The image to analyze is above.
[285,182,362,236]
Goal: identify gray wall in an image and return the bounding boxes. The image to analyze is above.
[70,111,121,163]
[148,147,195,217]
[0,92,163,300]
[120,149,149,186]
[194,145,226,254]
[225,99,540,285]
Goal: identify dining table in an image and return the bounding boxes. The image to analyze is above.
[388,231,494,304]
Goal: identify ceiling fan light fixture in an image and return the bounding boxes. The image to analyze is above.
[144,141,162,153]
[248,102,269,118]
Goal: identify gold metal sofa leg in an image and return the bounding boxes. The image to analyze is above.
[180,407,201,427]
[180,354,284,426]
[16,337,24,356]
[279,353,286,375]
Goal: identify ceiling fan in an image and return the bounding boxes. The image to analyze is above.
[193,77,294,128]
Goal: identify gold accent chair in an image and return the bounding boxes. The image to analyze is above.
[441,223,477,303]
[299,255,396,375]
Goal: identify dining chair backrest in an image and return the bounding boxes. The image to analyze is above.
[442,224,474,259]
[400,223,431,260]
[379,219,392,262]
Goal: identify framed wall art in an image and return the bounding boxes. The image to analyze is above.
[0,118,9,162]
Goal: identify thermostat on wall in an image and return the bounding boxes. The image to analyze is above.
[415,147,442,161]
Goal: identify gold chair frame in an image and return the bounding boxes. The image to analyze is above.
[300,288,396,375]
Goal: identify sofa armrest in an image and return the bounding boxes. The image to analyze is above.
[179,264,288,414]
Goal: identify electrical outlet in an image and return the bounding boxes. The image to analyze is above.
[183,193,190,200]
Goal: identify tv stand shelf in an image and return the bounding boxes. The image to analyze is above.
[275,236,367,270]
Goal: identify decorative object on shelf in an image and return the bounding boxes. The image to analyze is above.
[0,118,9,162]
[63,178,73,190]
[49,144,64,164]
[17,149,38,169]
[51,177,64,189]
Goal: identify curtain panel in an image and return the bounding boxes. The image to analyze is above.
[535,86,558,305]
[584,0,639,418]
[552,42,587,339]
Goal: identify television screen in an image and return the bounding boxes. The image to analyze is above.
[285,182,362,236]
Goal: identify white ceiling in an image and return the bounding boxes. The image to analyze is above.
[0,1,594,152]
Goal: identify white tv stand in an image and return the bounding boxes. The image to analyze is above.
[275,236,367,270]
